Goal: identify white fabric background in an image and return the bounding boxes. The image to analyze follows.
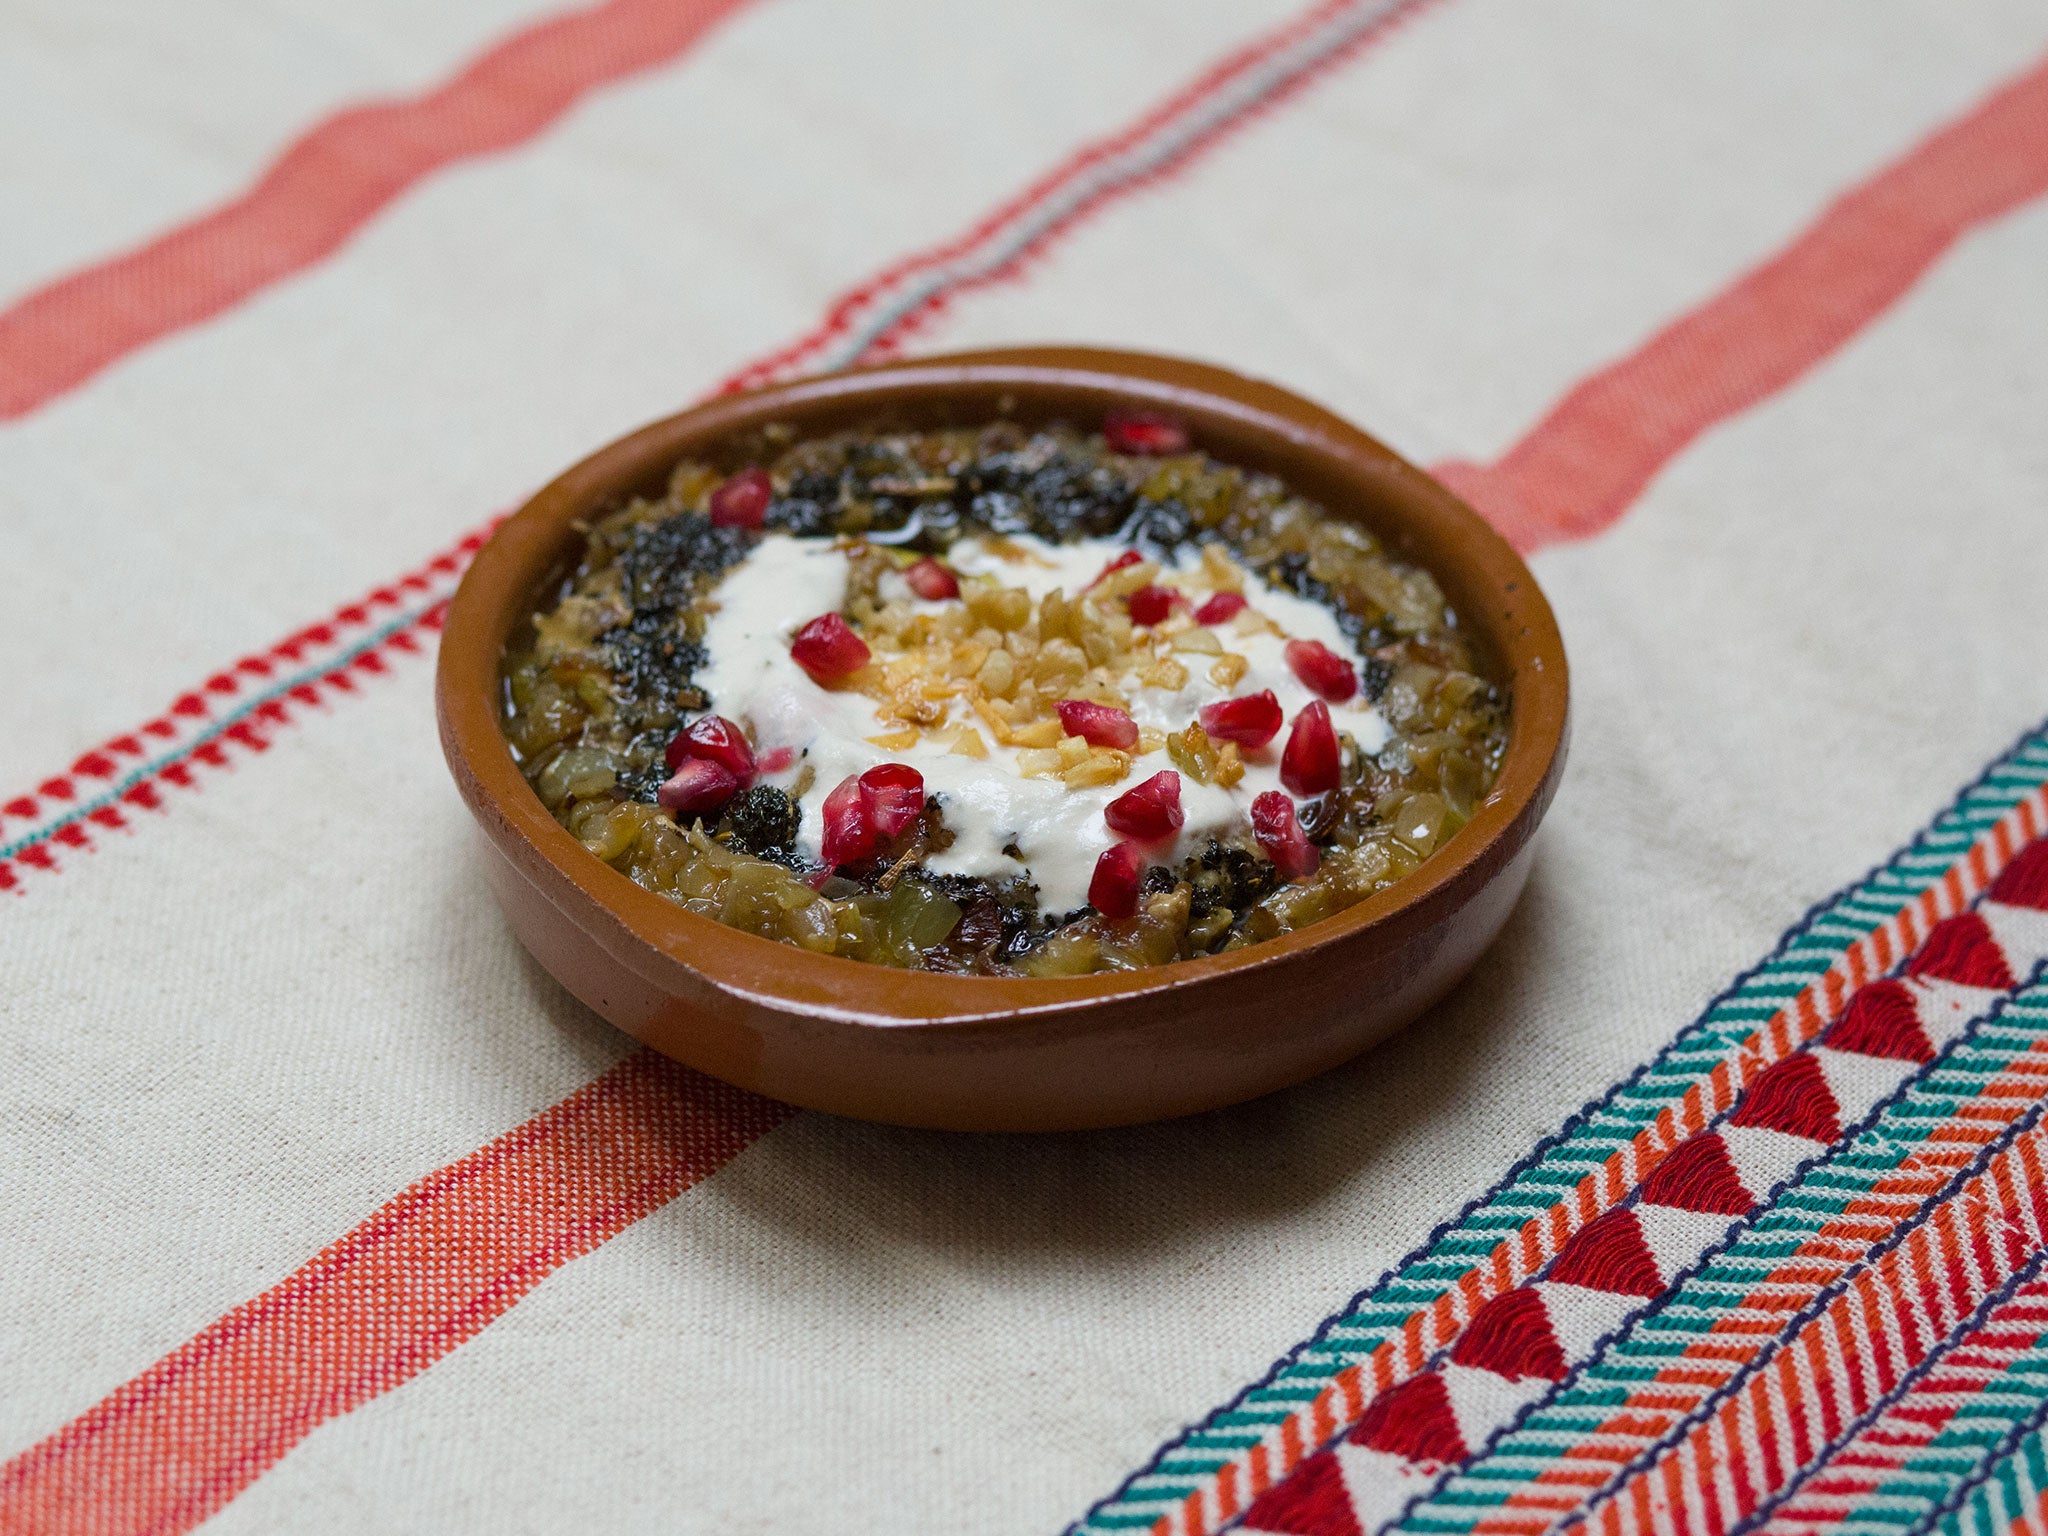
[4,1,2047,1531]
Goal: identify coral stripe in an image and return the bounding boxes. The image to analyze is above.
[0,0,756,420]
[1433,49,2048,551]
[0,1050,791,1536]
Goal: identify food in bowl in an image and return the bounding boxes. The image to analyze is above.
[500,412,1507,975]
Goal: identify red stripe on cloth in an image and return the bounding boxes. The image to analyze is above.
[0,0,756,422]
[1433,49,2048,553]
[0,1050,791,1536]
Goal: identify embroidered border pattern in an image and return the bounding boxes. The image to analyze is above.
[1073,719,2048,1536]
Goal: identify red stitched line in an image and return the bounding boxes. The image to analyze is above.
[0,0,760,421]
[0,525,488,853]
[832,0,1446,376]
[717,0,1430,393]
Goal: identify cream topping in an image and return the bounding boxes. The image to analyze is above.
[695,533,1389,913]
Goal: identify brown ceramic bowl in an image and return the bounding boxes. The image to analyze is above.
[437,348,1567,1131]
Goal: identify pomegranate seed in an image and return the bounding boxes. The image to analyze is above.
[1057,699,1139,751]
[1126,585,1178,626]
[859,762,926,841]
[904,557,959,600]
[708,467,772,528]
[657,759,740,816]
[667,714,756,779]
[1285,639,1357,702]
[757,746,795,775]
[1199,690,1283,750]
[1089,840,1147,919]
[790,612,871,681]
[1103,409,1190,456]
[1105,771,1184,841]
[1195,591,1246,625]
[1281,700,1341,796]
[820,763,927,867]
[1088,549,1144,588]
[1251,792,1320,881]
[821,774,870,866]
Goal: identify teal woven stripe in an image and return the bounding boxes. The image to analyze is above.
[1395,980,2048,1531]
[1940,1430,2048,1536]
[1070,720,2048,1536]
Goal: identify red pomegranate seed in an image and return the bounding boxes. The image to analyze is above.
[1103,410,1190,457]
[821,774,871,866]
[859,762,926,841]
[904,557,960,600]
[1057,699,1139,751]
[657,759,740,816]
[1126,585,1179,626]
[1199,690,1283,750]
[708,467,772,528]
[1105,771,1184,841]
[1284,639,1358,702]
[1281,700,1341,796]
[1251,792,1320,881]
[757,746,795,775]
[790,612,871,681]
[1195,591,1246,625]
[667,714,756,779]
[820,763,927,867]
[1090,840,1147,919]
[1088,549,1144,588]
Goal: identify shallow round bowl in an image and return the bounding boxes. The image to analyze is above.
[437,348,1568,1130]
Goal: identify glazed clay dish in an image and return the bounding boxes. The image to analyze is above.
[438,349,1568,1130]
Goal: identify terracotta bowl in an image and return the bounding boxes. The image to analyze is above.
[437,348,1568,1131]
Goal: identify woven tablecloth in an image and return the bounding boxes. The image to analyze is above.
[8,2,2048,1532]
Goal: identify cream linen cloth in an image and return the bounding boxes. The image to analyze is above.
[4,2,2048,1532]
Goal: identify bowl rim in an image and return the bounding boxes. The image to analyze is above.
[436,346,1568,1029]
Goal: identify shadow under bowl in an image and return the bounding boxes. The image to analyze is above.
[436,348,1569,1130]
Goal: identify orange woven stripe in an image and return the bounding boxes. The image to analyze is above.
[0,1050,790,1536]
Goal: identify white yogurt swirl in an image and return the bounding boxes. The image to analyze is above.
[695,533,1389,913]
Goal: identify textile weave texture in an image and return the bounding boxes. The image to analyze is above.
[5,2,2048,1532]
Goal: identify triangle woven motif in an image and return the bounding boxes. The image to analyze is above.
[1729,1050,1842,1143]
[1545,1208,1664,1297]
[1450,1286,1567,1381]
[1638,1132,1754,1215]
[1906,911,2016,989]
[1825,979,1936,1062]
[1347,1371,1466,1464]
[1238,1448,1363,1536]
